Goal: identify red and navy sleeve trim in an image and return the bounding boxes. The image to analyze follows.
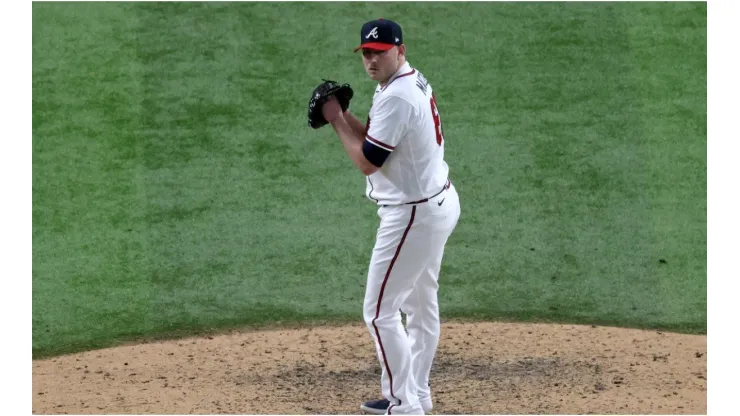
[366,135,395,151]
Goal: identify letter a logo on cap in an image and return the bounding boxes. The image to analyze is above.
[365,27,379,39]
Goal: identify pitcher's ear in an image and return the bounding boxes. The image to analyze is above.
[398,44,406,58]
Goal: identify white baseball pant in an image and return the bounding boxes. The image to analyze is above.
[363,182,460,415]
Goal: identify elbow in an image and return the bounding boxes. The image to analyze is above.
[361,159,380,176]
[361,164,379,176]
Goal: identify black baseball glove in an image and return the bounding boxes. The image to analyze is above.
[307,79,354,129]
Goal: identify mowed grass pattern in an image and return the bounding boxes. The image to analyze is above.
[32,2,706,358]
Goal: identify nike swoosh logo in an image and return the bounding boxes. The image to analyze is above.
[437,198,445,206]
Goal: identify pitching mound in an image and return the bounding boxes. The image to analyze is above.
[32,321,706,414]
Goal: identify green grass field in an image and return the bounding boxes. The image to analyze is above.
[32,2,706,359]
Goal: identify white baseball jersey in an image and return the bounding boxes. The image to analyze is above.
[364,62,450,206]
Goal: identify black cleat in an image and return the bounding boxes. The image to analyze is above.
[360,398,390,415]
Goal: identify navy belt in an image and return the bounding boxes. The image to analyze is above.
[382,179,451,207]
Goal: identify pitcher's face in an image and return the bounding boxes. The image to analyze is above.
[362,45,405,83]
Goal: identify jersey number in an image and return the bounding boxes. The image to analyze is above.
[430,94,444,146]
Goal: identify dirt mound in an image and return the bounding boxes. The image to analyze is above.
[32,321,706,414]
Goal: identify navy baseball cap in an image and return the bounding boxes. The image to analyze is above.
[354,18,403,52]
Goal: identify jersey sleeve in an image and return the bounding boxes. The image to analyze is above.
[363,96,413,166]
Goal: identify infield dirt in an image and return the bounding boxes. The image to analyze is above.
[33,321,706,414]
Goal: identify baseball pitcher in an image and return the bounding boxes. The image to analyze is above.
[307,18,461,415]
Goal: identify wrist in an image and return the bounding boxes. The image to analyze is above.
[328,111,346,126]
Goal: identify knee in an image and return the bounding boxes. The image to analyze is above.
[365,308,401,329]
[363,299,377,326]
[363,311,375,328]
